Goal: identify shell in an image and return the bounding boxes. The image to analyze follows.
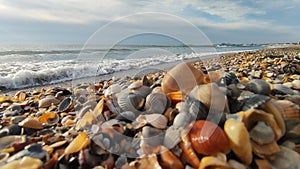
[228,160,247,169]
[163,125,182,149]
[1,156,43,169]
[132,86,152,98]
[275,100,300,119]
[246,79,271,95]
[141,126,164,147]
[128,154,162,169]
[117,91,145,113]
[260,100,286,139]
[255,159,272,169]
[58,97,74,112]
[179,129,200,169]
[38,112,59,126]
[240,94,271,111]
[189,83,229,113]
[65,132,90,155]
[0,152,9,163]
[251,140,280,158]
[161,62,205,94]
[144,114,168,129]
[159,146,184,169]
[224,118,252,165]
[204,71,222,83]
[249,121,275,145]
[237,109,283,141]
[269,146,300,169]
[220,72,239,86]
[272,84,298,95]
[173,112,192,128]
[18,118,43,129]
[128,81,143,90]
[167,91,184,104]
[292,79,300,90]
[145,92,169,114]
[116,111,137,122]
[38,95,60,108]
[189,120,230,155]
[199,156,230,169]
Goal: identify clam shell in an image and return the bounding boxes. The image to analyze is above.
[224,118,252,165]
[246,79,271,95]
[65,132,89,155]
[173,112,192,128]
[19,118,43,129]
[249,121,275,145]
[141,126,164,147]
[189,83,229,113]
[132,86,152,98]
[145,92,169,114]
[163,125,182,149]
[162,62,205,94]
[189,120,230,155]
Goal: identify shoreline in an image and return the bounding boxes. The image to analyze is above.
[1,45,299,96]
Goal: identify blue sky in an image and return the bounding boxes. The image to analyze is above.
[0,0,299,44]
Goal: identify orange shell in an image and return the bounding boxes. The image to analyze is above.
[189,120,230,156]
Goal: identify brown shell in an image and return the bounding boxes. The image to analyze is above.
[18,118,43,129]
[159,146,184,169]
[189,120,230,156]
[64,132,89,155]
[199,156,231,169]
[275,100,300,119]
[162,62,205,94]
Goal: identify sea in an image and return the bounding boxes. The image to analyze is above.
[0,44,273,90]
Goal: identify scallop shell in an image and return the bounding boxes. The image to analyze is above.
[189,120,230,156]
[246,79,271,95]
[163,125,182,149]
[189,83,230,113]
[162,62,205,94]
[117,91,145,113]
[132,86,152,98]
[275,100,300,119]
[173,112,192,128]
[237,109,283,141]
[19,118,43,130]
[145,92,169,114]
[224,118,252,165]
[65,132,89,155]
[240,94,271,111]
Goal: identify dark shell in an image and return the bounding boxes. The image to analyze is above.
[246,79,271,95]
[189,120,230,155]
[58,97,74,112]
[219,72,239,86]
[240,94,271,111]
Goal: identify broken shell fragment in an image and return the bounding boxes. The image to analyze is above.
[18,118,43,129]
[65,132,89,155]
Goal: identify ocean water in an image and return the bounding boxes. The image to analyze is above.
[0,44,269,90]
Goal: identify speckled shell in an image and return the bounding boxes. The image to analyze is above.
[162,62,205,94]
[189,120,230,156]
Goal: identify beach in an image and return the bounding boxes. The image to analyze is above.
[0,46,300,168]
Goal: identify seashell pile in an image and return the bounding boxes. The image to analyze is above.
[0,47,300,169]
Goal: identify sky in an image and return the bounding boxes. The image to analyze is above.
[0,0,300,45]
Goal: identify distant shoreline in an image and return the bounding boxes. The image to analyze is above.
[1,44,299,96]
